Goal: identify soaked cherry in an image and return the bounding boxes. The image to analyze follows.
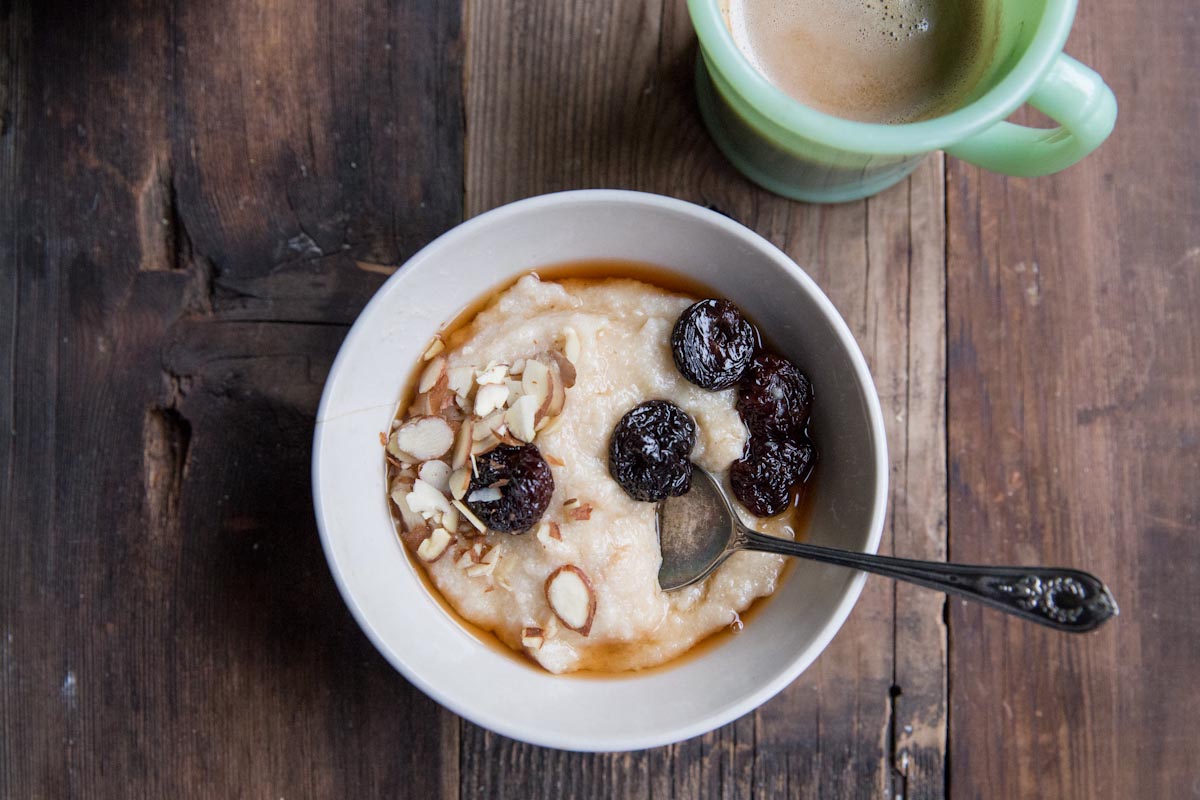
[671,299,757,391]
[730,437,814,517]
[608,400,697,502]
[465,443,555,533]
[736,351,813,438]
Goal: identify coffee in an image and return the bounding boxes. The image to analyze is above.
[724,0,997,124]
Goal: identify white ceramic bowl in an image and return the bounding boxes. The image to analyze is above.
[312,190,887,752]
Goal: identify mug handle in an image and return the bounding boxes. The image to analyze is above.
[945,53,1117,177]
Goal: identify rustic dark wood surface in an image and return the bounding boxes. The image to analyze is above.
[1,0,1195,797]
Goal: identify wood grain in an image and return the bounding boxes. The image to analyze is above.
[2,0,1195,795]
[0,0,462,796]
[946,1,1200,797]
[462,0,947,796]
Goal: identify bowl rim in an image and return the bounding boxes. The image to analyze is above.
[312,189,889,751]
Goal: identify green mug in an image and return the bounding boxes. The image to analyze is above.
[688,0,1118,203]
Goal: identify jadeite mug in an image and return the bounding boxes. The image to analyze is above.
[689,0,1118,203]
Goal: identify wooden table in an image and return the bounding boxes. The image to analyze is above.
[2,0,1196,796]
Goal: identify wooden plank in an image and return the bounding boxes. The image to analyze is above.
[0,0,463,796]
[945,0,1200,796]
[462,0,947,794]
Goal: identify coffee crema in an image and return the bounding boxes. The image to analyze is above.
[724,0,997,124]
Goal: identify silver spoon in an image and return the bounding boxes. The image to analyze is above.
[657,468,1118,633]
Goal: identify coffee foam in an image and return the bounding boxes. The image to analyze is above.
[726,0,995,124]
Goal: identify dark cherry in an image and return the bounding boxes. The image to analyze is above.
[608,400,697,502]
[736,351,813,438]
[465,443,555,533]
[671,299,757,391]
[730,437,813,517]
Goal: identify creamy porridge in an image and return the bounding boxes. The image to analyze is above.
[385,271,814,673]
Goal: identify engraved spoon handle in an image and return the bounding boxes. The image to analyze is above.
[738,530,1119,633]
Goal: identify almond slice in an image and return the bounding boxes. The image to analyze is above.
[451,420,473,469]
[549,349,576,390]
[390,483,424,531]
[418,356,446,394]
[545,565,596,636]
[404,479,453,518]
[567,502,593,521]
[418,460,452,493]
[422,337,445,361]
[536,521,563,546]
[452,499,488,533]
[475,362,509,385]
[392,416,454,461]
[416,527,453,562]
[465,559,497,578]
[504,394,539,442]
[473,383,510,417]
[466,486,502,504]
[475,410,507,438]
[562,327,581,366]
[441,504,460,532]
[471,430,501,455]
[521,359,552,411]
[447,366,476,399]
[399,523,431,552]
[521,626,545,651]
[448,467,472,501]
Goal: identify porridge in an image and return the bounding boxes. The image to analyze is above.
[384,270,815,673]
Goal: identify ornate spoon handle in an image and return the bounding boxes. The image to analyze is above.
[738,530,1119,633]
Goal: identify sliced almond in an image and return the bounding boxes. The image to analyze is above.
[504,394,539,443]
[521,627,545,651]
[451,420,473,469]
[543,363,567,418]
[424,373,454,415]
[471,430,501,455]
[549,349,576,390]
[544,453,566,468]
[399,523,431,552]
[452,499,488,533]
[536,521,563,546]
[465,558,497,578]
[562,327,581,365]
[390,483,425,531]
[404,479,453,518]
[422,337,446,361]
[545,565,597,636]
[455,550,474,570]
[567,502,593,521]
[521,360,552,411]
[475,362,509,385]
[418,460,452,493]
[562,498,580,511]
[467,486,502,504]
[418,356,447,394]
[476,410,507,438]
[416,527,453,562]
[448,467,472,501]
[392,416,454,461]
[509,358,526,375]
[473,383,510,417]
[537,413,566,437]
[441,504,460,532]
[447,366,476,399]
